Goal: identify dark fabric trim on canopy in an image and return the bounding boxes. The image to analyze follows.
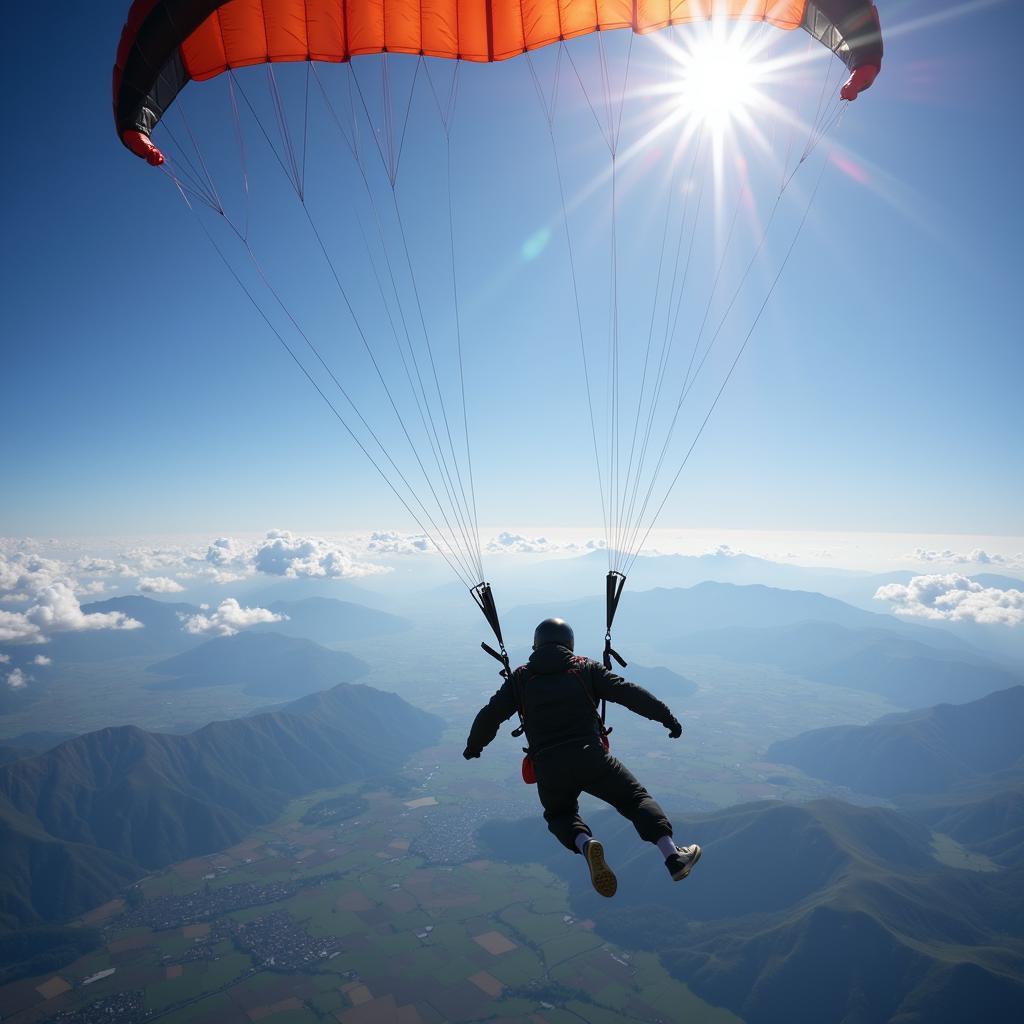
[114,0,231,138]
[802,0,882,71]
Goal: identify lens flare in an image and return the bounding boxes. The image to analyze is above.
[674,30,764,130]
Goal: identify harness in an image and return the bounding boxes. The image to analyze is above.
[514,657,611,785]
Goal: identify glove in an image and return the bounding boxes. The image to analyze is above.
[463,746,481,760]
[666,719,683,739]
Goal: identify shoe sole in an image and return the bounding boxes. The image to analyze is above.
[671,844,702,882]
[585,840,618,898]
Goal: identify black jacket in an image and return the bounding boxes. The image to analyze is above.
[466,644,678,758]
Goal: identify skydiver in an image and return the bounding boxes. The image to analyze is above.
[463,618,700,897]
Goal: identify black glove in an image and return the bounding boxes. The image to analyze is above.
[463,746,481,760]
[666,719,683,739]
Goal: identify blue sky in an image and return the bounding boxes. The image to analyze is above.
[1,0,1021,552]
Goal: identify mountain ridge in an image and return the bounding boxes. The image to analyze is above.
[480,797,1024,1023]
[766,685,1024,797]
[0,682,442,931]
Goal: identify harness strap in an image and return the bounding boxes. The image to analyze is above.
[601,570,628,725]
[573,657,612,738]
[472,582,524,738]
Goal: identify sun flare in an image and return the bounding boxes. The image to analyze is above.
[673,29,765,130]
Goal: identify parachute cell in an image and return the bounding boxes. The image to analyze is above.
[113,0,882,152]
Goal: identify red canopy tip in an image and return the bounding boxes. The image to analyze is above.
[122,129,165,166]
[840,64,880,101]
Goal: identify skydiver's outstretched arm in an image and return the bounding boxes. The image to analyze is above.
[589,663,682,737]
[464,676,519,758]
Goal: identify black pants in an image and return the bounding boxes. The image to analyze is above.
[533,739,673,853]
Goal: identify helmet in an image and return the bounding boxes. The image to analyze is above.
[533,618,574,651]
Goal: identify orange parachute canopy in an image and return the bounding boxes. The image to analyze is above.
[114,0,881,160]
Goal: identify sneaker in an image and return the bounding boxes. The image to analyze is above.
[665,843,702,881]
[584,839,618,898]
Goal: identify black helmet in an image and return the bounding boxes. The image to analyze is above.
[533,618,574,651]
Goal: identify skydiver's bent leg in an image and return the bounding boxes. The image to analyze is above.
[535,743,618,896]
[534,750,589,854]
[582,749,673,844]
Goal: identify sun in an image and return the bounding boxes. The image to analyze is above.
[672,27,766,131]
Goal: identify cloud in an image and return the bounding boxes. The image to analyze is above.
[485,532,606,554]
[204,536,250,568]
[138,576,185,594]
[252,531,389,579]
[5,533,393,611]
[75,557,124,575]
[6,667,29,690]
[181,598,286,638]
[0,552,68,597]
[702,544,742,558]
[25,583,142,635]
[0,551,111,600]
[908,548,1024,569]
[0,653,8,663]
[874,574,1024,627]
[0,585,142,644]
[365,531,433,555]
[32,655,51,666]
[124,546,195,573]
[0,610,43,644]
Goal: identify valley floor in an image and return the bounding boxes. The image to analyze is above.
[0,768,740,1024]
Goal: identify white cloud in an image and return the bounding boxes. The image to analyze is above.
[75,557,124,575]
[181,598,286,638]
[1,552,115,606]
[702,544,741,558]
[487,532,555,554]
[0,610,43,644]
[485,532,606,554]
[0,653,9,663]
[138,576,185,594]
[25,583,142,634]
[0,552,68,597]
[204,537,249,568]
[32,655,51,666]
[366,531,433,555]
[874,574,1024,627]
[253,530,388,579]
[124,546,195,573]
[6,667,29,690]
[3,533,392,604]
[909,547,1024,569]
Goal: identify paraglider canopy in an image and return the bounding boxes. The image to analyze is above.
[114,0,882,161]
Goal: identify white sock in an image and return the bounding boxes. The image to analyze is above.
[656,835,678,859]
[575,833,592,854]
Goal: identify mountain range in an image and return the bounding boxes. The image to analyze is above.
[489,549,1024,662]
[506,581,1020,708]
[766,686,1024,797]
[0,682,442,933]
[471,674,1024,1022]
[480,796,1024,1023]
[251,595,410,643]
[682,620,1018,706]
[0,732,77,767]
[509,580,971,648]
[146,631,369,697]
